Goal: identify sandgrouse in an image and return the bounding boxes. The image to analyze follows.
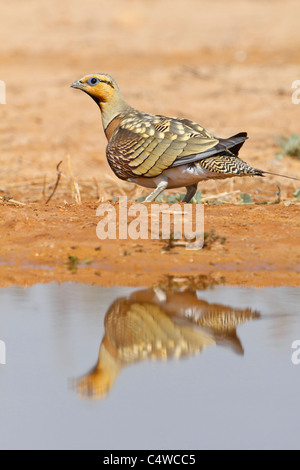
[74,288,260,399]
[71,73,299,202]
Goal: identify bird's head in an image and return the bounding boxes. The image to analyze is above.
[71,73,130,129]
[71,73,119,104]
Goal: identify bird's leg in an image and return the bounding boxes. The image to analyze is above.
[144,180,168,202]
[182,184,198,203]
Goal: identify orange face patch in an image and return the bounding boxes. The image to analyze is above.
[76,74,115,103]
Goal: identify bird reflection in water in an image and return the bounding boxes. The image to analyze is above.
[73,288,260,399]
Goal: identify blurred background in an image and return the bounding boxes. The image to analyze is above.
[0,0,300,202]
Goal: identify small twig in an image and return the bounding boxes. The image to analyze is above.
[45,161,63,204]
[0,196,26,206]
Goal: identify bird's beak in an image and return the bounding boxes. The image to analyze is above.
[71,80,85,90]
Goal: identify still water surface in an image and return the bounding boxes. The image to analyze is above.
[0,283,299,450]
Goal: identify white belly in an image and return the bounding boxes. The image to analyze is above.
[129,163,221,189]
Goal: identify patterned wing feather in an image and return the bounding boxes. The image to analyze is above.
[106,112,219,179]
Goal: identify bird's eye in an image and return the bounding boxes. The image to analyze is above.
[88,77,100,86]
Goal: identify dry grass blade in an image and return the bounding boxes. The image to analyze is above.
[201,190,241,203]
[67,154,81,204]
[0,196,26,206]
[42,174,47,201]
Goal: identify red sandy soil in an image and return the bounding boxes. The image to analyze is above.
[0,0,299,288]
[0,201,299,288]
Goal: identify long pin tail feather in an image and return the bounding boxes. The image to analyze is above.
[261,170,300,182]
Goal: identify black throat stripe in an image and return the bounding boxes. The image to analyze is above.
[99,79,114,88]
